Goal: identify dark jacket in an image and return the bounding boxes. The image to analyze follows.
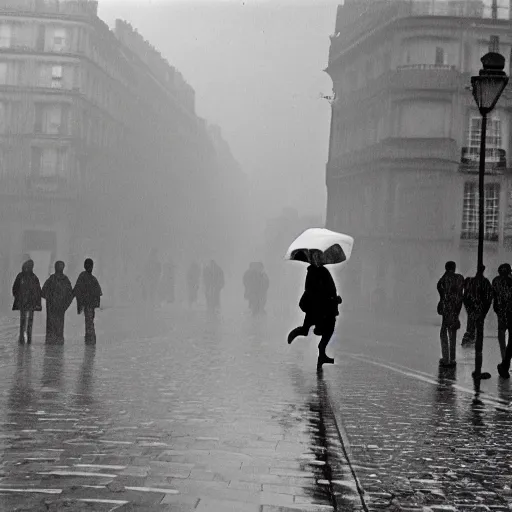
[492,275,512,317]
[73,271,102,314]
[12,272,42,312]
[42,273,74,313]
[243,267,269,300]
[463,274,493,317]
[299,265,341,318]
[437,271,464,327]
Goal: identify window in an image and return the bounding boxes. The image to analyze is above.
[435,47,445,66]
[51,65,63,88]
[462,182,500,241]
[46,105,61,134]
[490,35,500,53]
[31,147,42,175]
[0,24,11,49]
[467,116,503,163]
[0,62,7,84]
[52,28,67,52]
[40,148,57,176]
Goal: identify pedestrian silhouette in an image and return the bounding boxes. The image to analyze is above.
[287,251,342,370]
[73,259,102,345]
[436,261,464,367]
[203,260,224,313]
[493,264,512,361]
[41,261,73,344]
[12,260,42,344]
[186,261,200,306]
[496,263,512,379]
[462,266,493,347]
[243,262,269,315]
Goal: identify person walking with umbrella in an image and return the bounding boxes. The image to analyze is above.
[284,228,353,370]
[12,259,42,344]
[288,251,342,370]
[41,261,73,344]
[436,261,464,367]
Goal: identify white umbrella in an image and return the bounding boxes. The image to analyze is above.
[284,228,354,268]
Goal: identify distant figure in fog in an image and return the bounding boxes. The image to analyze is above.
[492,264,512,361]
[203,260,224,312]
[161,259,176,304]
[12,259,42,344]
[187,261,200,306]
[144,249,161,306]
[243,262,269,315]
[41,261,73,344]
[462,266,493,346]
[436,261,464,368]
[287,251,342,370]
[73,259,102,345]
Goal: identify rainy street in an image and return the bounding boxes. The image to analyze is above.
[0,303,511,511]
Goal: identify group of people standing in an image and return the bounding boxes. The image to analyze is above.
[12,258,102,345]
[437,261,512,378]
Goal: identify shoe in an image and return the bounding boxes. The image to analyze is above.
[317,354,334,371]
[472,371,492,380]
[498,363,510,379]
[287,328,302,345]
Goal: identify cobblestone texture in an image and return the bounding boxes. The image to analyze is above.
[320,313,512,512]
[0,307,360,511]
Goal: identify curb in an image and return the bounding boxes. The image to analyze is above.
[315,374,368,512]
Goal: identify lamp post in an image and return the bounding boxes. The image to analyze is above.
[470,52,508,380]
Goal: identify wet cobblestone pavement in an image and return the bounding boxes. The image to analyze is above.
[0,307,361,512]
[318,313,512,512]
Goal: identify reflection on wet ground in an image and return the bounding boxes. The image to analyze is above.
[0,307,348,511]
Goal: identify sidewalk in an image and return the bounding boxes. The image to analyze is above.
[0,306,363,512]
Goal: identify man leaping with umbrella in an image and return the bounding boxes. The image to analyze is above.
[285,228,352,371]
[288,251,342,370]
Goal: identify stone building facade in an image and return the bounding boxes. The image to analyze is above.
[326,0,512,318]
[0,0,246,308]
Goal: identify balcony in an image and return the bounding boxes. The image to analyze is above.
[0,174,76,198]
[328,137,459,176]
[459,147,507,174]
[330,0,510,64]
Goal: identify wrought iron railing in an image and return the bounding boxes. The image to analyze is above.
[396,63,457,71]
[460,146,507,169]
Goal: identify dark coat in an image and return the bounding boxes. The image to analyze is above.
[12,272,42,312]
[299,265,340,319]
[437,271,464,328]
[492,275,512,317]
[73,271,102,314]
[463,274,493,318]
[243,268,269,300]
[42,273,74,313]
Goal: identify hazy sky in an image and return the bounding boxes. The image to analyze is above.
[98,0,339,219]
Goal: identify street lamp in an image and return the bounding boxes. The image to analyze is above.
[470,52,508,380]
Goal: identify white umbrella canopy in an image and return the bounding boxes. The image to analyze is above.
[284,228,354,268]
